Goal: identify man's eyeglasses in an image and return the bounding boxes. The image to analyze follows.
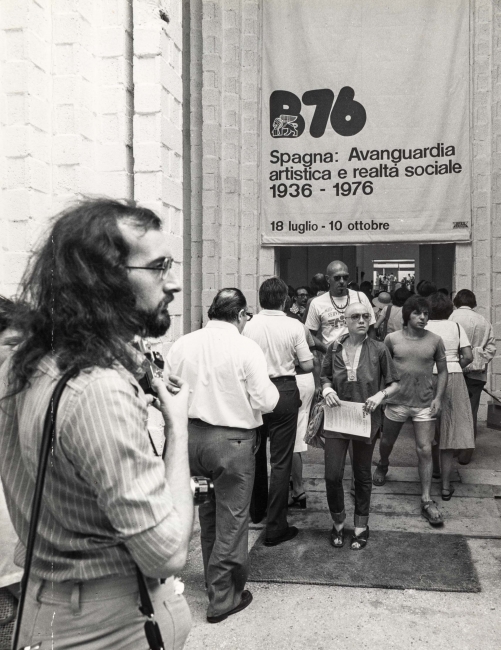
[126,257,174,280]
[333,274,349,282]
[349,313,371,321]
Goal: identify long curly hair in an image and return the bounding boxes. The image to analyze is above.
[8,198,162,394]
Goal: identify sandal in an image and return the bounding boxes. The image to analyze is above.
[288,492,307,509]
[421,499,444,526]
[441,487,455,501]
[350,526,369,550]
[330,525,345,548]
[372,464,388,486]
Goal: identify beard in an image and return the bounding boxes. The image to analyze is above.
[137,302,171,338]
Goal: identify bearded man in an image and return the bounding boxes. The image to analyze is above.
[0,199,193,650]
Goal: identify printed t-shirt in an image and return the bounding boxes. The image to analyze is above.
[384,329,446,408]
[425,319,470,374]
[305,289,376,346]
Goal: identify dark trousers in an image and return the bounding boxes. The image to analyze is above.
[188,421,256,618]
[458,377,485,464]
[250,377,300,539]
[324,436,377,528]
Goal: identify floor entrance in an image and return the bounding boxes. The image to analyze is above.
[278,243,455,294]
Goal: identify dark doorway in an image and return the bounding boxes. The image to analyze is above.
[278,244,455,294]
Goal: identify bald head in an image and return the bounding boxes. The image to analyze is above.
[345,302,371,335]
[326,260,348,276]
[326,260,350,297]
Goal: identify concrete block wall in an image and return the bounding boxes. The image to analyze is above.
[194,0,267,320]
[467,0,501,405]
[0,0,185,343]
[0,0,135,297]
[185,0,204,332]
[133,0,184,343]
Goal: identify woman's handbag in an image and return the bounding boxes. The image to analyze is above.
[13,368,166,650]
[304,395,326,449]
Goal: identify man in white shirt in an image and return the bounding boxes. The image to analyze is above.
[305,260,376,352]
[244,277,313,546]
[450,289,497,464]
[166,288,279,624]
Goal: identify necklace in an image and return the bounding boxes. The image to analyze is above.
[329,292,350,312]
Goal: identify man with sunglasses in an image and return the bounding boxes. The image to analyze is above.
[305,260,376,353]
[0,199,193,649]
[165,289,279,624]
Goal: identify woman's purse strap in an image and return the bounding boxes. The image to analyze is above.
[13,367,79,650]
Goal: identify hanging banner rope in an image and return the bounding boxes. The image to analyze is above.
[261,0,471,245]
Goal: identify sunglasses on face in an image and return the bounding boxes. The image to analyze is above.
[348,313,371,321]
[333,274,349,282]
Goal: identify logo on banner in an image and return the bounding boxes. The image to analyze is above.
[272,114,300,137]
[270,87,366,138]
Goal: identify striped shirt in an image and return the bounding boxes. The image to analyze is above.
[0,353,182,582]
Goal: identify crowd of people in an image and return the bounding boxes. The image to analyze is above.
[0,198,497,649]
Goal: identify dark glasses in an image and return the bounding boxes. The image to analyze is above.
[349,313,371,321]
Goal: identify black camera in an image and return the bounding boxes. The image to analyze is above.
[191,476,215,505]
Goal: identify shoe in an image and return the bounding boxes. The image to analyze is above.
[458,449,474,465]
[441,487,455,501]
[207,590,253,624]
[330,525,345,548]
[288,492,307,509]
[421,499,444,526]
[264,526,299,546]
[372,464,388,486]
[432,469,441,479]
[350,525,369,550]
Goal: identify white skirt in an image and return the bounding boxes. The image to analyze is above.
[294,373,316,453]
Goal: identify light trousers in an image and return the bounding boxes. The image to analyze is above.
[18,574,191,650]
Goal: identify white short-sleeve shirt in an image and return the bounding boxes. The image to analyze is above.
[425,319,470,373]
[243,310,313,378]
[305,289,376,345]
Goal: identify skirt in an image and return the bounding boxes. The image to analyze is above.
[435,372,475,450]
[294,373,316,453]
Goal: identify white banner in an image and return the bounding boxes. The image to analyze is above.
[261,0,471,245]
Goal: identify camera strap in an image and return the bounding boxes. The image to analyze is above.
[13,366,165,650]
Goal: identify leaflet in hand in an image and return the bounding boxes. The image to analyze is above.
[323,400,371,438]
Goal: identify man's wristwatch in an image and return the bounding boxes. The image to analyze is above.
[381,389,388,400]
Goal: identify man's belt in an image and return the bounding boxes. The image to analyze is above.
[270,375,297,384]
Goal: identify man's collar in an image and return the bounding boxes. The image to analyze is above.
[206,320,239,332]
[258,309,286,316]
[458,306,472,310]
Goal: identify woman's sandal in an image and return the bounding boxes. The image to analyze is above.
[350,526,369,550]
[441,487,455,501]
[330,525,345,548]
[288,492,307,509]
[421,499,444,526]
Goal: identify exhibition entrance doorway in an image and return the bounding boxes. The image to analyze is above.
[278,243,456,294]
